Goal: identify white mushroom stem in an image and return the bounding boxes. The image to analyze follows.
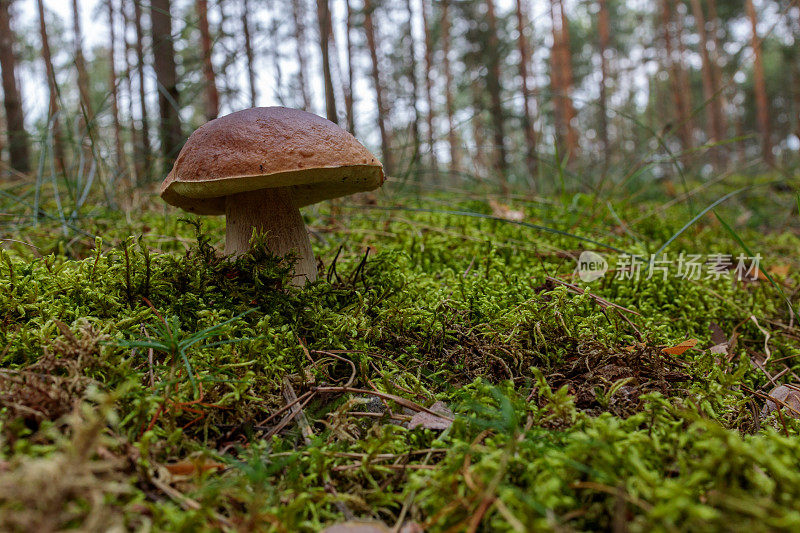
[225,187,317,285]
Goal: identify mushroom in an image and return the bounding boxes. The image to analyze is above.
[160,107,384,285]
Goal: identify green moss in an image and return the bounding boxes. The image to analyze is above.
[1,190,799,531]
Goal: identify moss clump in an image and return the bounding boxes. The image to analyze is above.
[1,189,800,531]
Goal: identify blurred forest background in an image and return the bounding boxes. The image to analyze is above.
[0,0,798,203]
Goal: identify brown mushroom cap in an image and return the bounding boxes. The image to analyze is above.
[160,107,384,215]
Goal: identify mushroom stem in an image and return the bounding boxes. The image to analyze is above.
[225,187,317,285]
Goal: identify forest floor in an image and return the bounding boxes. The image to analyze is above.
[2,173,800,531]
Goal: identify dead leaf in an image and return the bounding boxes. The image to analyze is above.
[709,322,727,346]
[709,344,728,355]
[661,339,698,355]
[164,459,225,477]
[488,200,525,222]
[408,401,453,430]
[767,264,790,278]
[762,384,800,418]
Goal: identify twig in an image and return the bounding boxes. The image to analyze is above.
[150,476,233,528]
[310,349,357,388]
[545,276,641,316]
[749,315,772,364]
[313,386,454,421]
[282,377,314,446]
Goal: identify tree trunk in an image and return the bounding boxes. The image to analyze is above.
[344,0,356,135]
[470,87,488,177]
[107,0,124,172]
[121,4,142,185]
[661,0,693,155]
[793,60,800,147]
[746,0,773,165]
[150,0,183,170]
[558,0,578,158]
[132,0,152,178]
[515,0,538,178]
[706,0,728,137]
[72,0,95,144]
[363,0,392,174]
[689,0,724,166]
[404,0,422,168]
[485,0,508,190]
[793,7,800,145]
[549,0,565,157]
[597,0,610,162]
[291,0,312,111]
[242,0,257,107]
[420,0,437,175]
[267,14,286,106]
[0,0,29,173]
[196,0,219,120]
[550,0,578,159]
[316,0,337,123]
[36,0,66,174]
[675,5,694,142]
[441,0,458,174]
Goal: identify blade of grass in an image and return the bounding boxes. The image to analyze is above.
[343,205,631,254]
[653,186,751,258]
[714,210,799,323]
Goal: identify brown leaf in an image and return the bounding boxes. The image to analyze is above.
[488,200,524,222]
[709,322,727,346]
[709,344,728,355]
[164,459,225,477]
[408,401,453,430]
[762,384,800,418]
[767,264,790,278]
[661,339,698,355]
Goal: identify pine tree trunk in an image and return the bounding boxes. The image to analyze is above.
[36,0,66,174]
[72,0,95,139]
[557,0,579,158]
[793,7,800,145]
[485,0,508,191]
[746,0,773,165]
[344,0,356,135]
[267,14,286,105]
[706,0,728,137]
[0,0,29,173]
[121,4,142,185]
[107,0,124,172]
[441,0,458,174]
[316,0,337,123]
[515,0,538,178]
[549,0,567,158]
[689,0,724,166]
[196,0,219,120]
[661,0,693,155]
[421,0,437,175]
[675,5,694,140]
[150,0,183,169]
[291,0,312,111]
[404,0,422,168]
[363,0,392,174]
[132,0,152,178]
[793,61,800,147]
[470,88,488,177]
[597,0,610,162]
[241,0,257,107]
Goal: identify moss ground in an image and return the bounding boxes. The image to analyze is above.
[1,176,800,531]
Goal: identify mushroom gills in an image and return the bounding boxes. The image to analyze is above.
[224,187,317,285]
